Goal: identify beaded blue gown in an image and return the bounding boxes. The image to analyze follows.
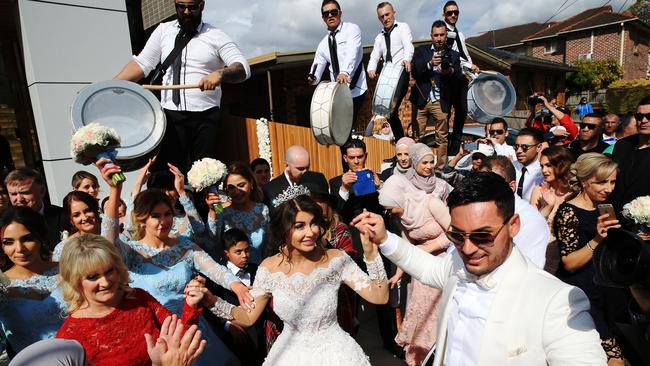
[208,203,270,264]
[102,216,241,366]
[0,267,67,354]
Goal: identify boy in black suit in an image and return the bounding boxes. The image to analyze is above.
[209,228,265,365]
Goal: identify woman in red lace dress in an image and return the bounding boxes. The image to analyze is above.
[56,234,204,366]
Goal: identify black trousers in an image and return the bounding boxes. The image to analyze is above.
[154,106,221,174]
[448,82,468,155]
[387,70,409,140]
[341,91,368,172]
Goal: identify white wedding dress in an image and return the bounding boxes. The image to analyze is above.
[251,251,386,365]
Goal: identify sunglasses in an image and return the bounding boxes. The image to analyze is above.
[322,9,340,18]
[446,219,511,248]
[513,143,539,152]
[489,129,505,136]
[445,10,459,16]
[579,123,599,130]
[634,112,650,122]
[175,3,200,11]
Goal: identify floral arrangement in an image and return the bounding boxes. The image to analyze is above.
[622,196,650,227]
[256,117,273,176]
[70,123,125,185]
[187,158,228,214]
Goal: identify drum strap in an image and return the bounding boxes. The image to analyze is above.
[149,28,197,87]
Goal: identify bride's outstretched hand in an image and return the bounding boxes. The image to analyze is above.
[359,225,379,260]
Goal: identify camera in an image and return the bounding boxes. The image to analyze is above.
[528,96,544,105]
[593,229,650,287]
[440,48,452,71]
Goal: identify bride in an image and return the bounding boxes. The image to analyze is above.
[196,186,388,365]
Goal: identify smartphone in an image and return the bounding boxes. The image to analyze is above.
[597,204,617,221]
[353,170,377,196]
[463,141,478,151]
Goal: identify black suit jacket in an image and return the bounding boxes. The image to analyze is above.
[329,175,384,224]
[43,203,64,250]
[411,44,464,111]
[262,171,329,207]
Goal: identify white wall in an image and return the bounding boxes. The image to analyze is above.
[19,0,141,204]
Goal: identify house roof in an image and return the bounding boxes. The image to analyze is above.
[247,40,573,75]
[524,5,639,41]
[467,22,550,48]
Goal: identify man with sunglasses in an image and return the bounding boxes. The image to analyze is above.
[485,117,515,161]
[353,172,605,366]
[611,96,650,215]
[442,1,477,74]
[367,2,414,140]
[115,0,250,174]
[513,128,544,201]
[309,0,367,127]
[567,113,608,160]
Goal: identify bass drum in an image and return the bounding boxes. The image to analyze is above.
[310,81,353,146]
[71,80,166,171]
[372,62,406,117]
[467,71,516,123]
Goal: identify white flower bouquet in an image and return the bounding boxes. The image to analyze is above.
[187,158,228,214]
[622,196,650,227]
[70,123,125,185]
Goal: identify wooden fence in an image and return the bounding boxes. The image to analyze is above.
[217,116,395,181]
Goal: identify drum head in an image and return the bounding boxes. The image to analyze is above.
[310,82,353,146]
[468,72,516,123]
[372,62,405,117]
[71,80,166,171]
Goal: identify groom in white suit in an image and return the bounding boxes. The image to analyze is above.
[353,171,606,365]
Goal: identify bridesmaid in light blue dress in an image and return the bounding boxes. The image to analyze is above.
[0,207,67,356]
[99,160,252,366]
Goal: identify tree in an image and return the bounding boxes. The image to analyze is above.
[629,0,650,26]
[566,58,624,92]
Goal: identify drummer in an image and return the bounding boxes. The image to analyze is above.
[367,2,414,140]
[114,0,250,174]
[308,0,367,127]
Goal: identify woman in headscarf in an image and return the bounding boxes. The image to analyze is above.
[379,151,452,365]
[380,137,415,182]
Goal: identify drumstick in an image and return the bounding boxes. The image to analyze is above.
[141,84,200,90]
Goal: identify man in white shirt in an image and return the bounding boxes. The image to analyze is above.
[482,155,550,268]
[352,172,606,366]
[115,0,250,173]
[367,2,414,139]
[485,117,516,161]
[513,128,544,201]
[308,0,367,127]
[602,113,619,145]
[442,1,478,157]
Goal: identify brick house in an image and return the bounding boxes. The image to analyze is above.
[469,6,650,80]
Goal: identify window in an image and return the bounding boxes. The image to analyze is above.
[544,40,557,54]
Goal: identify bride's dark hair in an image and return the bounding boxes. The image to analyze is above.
[269,194,328,263]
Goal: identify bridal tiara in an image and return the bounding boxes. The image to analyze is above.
[272,185,311,207]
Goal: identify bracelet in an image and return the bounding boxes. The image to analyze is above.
[363,255,388,282]
[209,297,235,320]
[586,241,595,251]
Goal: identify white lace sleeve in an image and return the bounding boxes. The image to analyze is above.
[250,266,272,298]
[191,245,239,289]
[341,253,387,292]
[179,195,205,235]
[100,214,134,265]
[209,297,235,320]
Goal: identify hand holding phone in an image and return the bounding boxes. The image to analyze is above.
[597,204,617,221]
[463,141,478,151]
[353,170,377,196]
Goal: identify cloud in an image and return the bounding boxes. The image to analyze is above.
[203,0,631,58]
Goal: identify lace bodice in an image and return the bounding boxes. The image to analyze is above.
[208,203,270,264]
[0,267,67,354]
[251,253,380,333]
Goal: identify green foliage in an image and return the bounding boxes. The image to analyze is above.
[609,78,650,88]
[630,0,650,26]
[606,82,650,114]
[567,58,624,91]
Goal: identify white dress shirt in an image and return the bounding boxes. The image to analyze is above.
[514,196,550,268]
[367,21,414,72]
[133,20,251,111]
[514,159,544,202]
[493,142,516,161]
[444,21,473,70]
[311,22,368,98]
[226,261,251,287]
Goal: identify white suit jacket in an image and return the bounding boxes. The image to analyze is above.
[382,233,606,366]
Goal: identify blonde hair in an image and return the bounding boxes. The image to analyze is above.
[59,234,130,313]
[372,116,389,135]
[568,153,618,194]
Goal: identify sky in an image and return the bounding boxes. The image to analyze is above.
[203,0,634,58]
